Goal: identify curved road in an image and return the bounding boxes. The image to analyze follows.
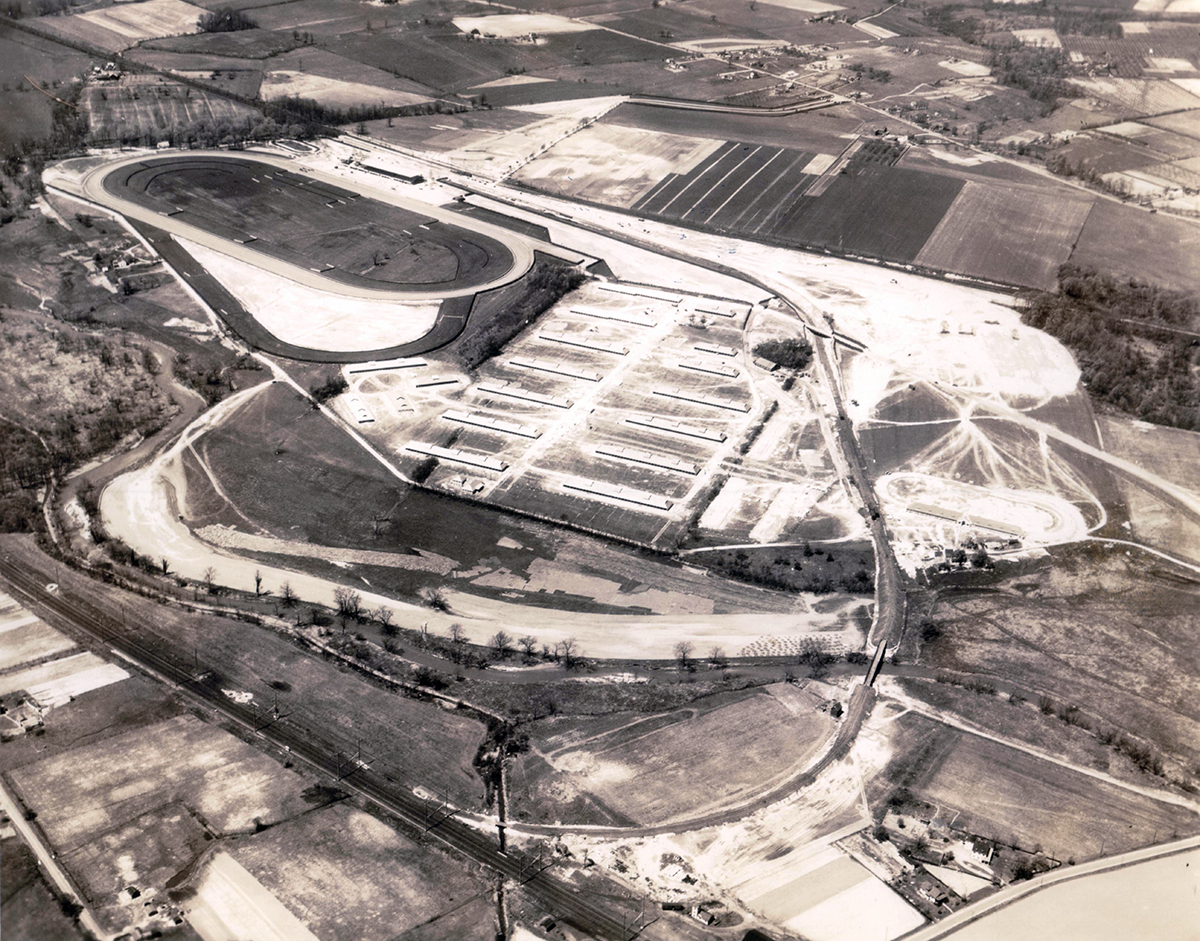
[76,151,535,302]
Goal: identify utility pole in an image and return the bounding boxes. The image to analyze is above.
[336,739,373,781]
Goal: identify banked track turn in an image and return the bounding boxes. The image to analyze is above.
[67,151,538,362]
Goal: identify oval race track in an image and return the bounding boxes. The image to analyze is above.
[76,151,536,362]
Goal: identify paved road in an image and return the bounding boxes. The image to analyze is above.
[0,551,640,941]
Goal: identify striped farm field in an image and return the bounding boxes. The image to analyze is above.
[522,123,1112,286]
[627,139,963,263]
[633,140,825,231]
[768,163,963,262]
[915,182,1095,291]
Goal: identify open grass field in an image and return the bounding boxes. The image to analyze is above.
[921,544,1200,769]
[37,0,205,52]
[124,46,264,71]
[1069,198,1200,294]
[85,78,260,143]
[0,669,184,774]
[0,618,76,671]
[1110,473,1200,566]
[9,714,317,929]
[260,70,430,108]
[230,803,495,941]
[859,422,955,475]
[142,26,301,58]
[329,22,663,93]
[513,123,723,207]
[1070,77,1200,116]
[0,29,97,147]
[239,0,376,37]
[893,717,1198,860]
[12,715,314,845]
[677,0,866,43]
[186,382,406,545]
[1099,417,1200,496]
[604,101,866,152]
[1056,133,1167,176]
[0,86,53,150]
[914,182,1094,290]
[106,156,513,292]
[329,27,528,91]
[1145,109,1200,140]
[266,46,437,97]
[512,684,835,825]
[604,5,768,43]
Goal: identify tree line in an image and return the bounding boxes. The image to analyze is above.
[1021,265,1200,429]
[197,6,256,32]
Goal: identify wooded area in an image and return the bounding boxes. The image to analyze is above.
[1022,265,1200,430]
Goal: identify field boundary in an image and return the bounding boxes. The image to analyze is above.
[484,179,1026,296]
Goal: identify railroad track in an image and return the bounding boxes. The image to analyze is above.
[0,553,639,941]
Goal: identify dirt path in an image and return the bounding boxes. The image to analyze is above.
[97,365,858,658]
[0,775,111,941]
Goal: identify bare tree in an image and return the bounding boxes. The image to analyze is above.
[254,569,264,596]
[558,636,579,670]
[491,630,512,659]
[334,587,362,621]
[449,623,468,662]
[160,557,170,576]
[377,606,396,636]
[202,566,216,593]
[518,635,538,661]
[674,640,694,670]
[708,645,727,669]
[280,581,297,607]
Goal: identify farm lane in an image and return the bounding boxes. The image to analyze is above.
[0,774,112,941]
[66,151,537,302]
